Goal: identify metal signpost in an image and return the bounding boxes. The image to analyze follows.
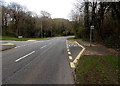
[41,21,43,38]
[90,26,94,47]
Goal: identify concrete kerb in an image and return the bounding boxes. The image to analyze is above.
[0,43,16,51]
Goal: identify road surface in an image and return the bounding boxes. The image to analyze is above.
[2,37,82,84]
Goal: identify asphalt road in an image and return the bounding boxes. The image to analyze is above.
[2,37,78,84]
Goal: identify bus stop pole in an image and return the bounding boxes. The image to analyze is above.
[90,28,92,47]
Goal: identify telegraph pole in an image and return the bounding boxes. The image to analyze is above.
[51,29,52,37]
[41,20,43,38]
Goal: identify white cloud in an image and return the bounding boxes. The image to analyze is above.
[5,0,76,19]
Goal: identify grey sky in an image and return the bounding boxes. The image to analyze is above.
[5,0,79,19]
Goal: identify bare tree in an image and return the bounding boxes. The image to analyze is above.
[40,11,51,18]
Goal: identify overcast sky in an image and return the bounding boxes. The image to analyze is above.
[4,0,79,19]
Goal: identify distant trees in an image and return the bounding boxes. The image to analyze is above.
[40,11,51,18]
[70,0,120,49]
[1,1,73,38]
[2,2,34,37]
[52,18,73,36]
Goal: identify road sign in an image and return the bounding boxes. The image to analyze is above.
[18,36,23,38]
[90,26,94,47]
[91,26,94,29]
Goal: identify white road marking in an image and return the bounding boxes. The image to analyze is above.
[27,40,36,41]
[14,41,43,49]
[69,56,73,60]
[41,45,47,49]
[68,52,71,55]
[15,46,20,48]
[34,41,42,43]
[67,45,69,49]
[1,43,14,45]
[66,40,85,68]
[15,51,35,62]
[67,49,70,52]
[70,62,75,68]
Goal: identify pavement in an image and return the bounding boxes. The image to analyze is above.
[2,37,83,84]
[76,39,118,55]
[0,41,16,51]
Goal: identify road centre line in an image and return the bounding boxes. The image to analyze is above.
[41,45,47,49]
[15,51,35,62]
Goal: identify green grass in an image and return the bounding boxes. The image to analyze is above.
[1,36,43,41]
[75,55,119,84]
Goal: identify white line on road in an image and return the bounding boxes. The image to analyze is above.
[14,41,43,49]
[41,45,47,49]
[67,48,70,52]
[15,46,20,48]
[15,51,35,62]
[34,41,43,43]
[68,52,71,55]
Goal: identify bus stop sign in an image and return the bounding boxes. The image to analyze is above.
[91,26,94,29]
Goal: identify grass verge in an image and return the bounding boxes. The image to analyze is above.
[75,55,119,84]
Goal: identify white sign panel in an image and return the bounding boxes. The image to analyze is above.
[91,26,94,30]
[18,36,23,38]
